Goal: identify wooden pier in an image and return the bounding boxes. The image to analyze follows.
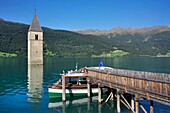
[86,67,170,113]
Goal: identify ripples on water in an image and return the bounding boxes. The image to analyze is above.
[0,57,170,113]
[0,79,27,96]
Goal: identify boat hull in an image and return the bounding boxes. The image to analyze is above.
[48,88,98,98]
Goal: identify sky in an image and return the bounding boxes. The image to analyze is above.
[1,0,170,30]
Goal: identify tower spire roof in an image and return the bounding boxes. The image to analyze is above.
[29,11,43,32]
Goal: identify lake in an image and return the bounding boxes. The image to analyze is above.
[0,56,170,113]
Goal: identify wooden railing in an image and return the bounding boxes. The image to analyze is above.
[87,67,170,105]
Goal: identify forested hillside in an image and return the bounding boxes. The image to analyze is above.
[101,32,170,56]
[0,19,113,57]
[0,19,170,57]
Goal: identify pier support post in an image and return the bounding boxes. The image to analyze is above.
[131,95,135,110]
[62,102,66,113]
[98,103,102,113]
[87,77,91,97]
[98,83,102,103]
[135,100,139,113]
[150,100,153,113]
[87,97,90,111]
[62,75,66,102]
[117,89,121,113]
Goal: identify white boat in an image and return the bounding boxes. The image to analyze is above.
[48,69,98,98]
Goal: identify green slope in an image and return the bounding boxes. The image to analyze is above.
[0,19,170,57]
[43,28,114,57]
[0,20,114,57]
[100,32,170,56]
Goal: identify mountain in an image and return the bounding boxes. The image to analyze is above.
[0,18,170,57]
[75,26,170,36]
[75,26,170,56]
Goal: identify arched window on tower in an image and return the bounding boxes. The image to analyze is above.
[35,34,38,40]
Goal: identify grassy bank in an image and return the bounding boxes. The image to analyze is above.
[0,52,17,57]
[92,50,129,57]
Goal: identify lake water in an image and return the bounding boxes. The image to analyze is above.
[0,56,170,113]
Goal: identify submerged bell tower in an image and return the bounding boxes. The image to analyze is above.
[28,11,43,64]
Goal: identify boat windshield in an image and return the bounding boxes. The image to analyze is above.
[66,77,86,82]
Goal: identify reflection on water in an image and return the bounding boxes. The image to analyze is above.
[49,96,97,109]
[48,95,126,113]
[27,64,43,103]
[49,96,98,113]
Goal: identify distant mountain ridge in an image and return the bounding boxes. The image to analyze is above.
[74,26,170,36]
[74,25,170,56]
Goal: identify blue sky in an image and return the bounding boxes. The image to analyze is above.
[1,0,170,30]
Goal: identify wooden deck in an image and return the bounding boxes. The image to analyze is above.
[87,67,170,106]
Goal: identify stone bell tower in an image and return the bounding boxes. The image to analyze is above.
[28,11,43,64]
